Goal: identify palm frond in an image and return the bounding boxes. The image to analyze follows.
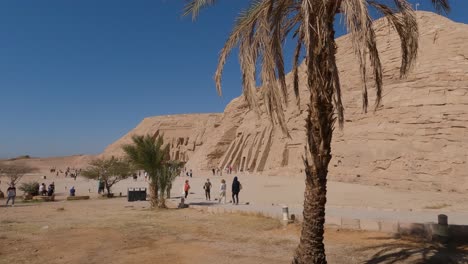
[367,0,418,111]
[215,0,267,97]
[183,0,218,21]
[292,27,303,101]
[431,0,450,14]
[342,0,418,112]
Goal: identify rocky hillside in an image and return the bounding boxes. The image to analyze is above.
[102,113,222,161]
[103,12,468,192]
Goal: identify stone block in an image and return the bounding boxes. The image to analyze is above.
[360,219,380,231]
[398,222,428,238]
[66,196,90,201]
[33,195,55,202]
[380,221,399,233]
[448,225,468,242]
[325,216,342,227]
[341,218,360,230]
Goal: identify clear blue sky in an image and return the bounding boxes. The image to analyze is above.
[0,0,466,159]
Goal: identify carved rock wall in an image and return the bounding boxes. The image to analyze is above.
[103,12,468,192]
[102,114,222,162]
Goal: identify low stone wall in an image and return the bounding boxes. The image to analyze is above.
[66,196,90,201]
[186,203,468,242]
[33,195,55,202]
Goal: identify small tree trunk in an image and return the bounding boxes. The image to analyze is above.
[166,183,172,199]
[105,181,111,196]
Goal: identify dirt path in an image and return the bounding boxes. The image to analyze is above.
[1,199,467,264]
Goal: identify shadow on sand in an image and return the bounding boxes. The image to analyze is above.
[188,201,219,206]
[360,239,468,264]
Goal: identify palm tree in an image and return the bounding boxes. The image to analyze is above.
[122,135,169,208]
[183,1,450,263]
[157,161,184,208]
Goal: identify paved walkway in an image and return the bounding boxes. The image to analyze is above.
[171,173,468,225]
[19,170,468,226]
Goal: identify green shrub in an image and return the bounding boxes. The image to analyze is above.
[19,181,39,196]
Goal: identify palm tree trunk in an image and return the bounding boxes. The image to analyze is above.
[149,179,159,208]
[293,5,337,263]
[158,194,167,209]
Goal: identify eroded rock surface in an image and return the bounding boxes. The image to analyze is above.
[103,12,468,192]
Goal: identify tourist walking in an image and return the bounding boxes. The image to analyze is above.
[212,168,216,176]
[184,180,190,199]
[203,179,212,201]
[231,177,242,205]
[6,184,16,207]
[218,179,226,204]
[189,169,193,178]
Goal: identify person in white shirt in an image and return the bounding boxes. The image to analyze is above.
[218,179,226,204]
[39,183,45,196]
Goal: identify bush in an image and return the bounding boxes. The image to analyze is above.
[19,181,40,196]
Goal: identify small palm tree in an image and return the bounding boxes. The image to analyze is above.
[158,161,184,208]
[123,135,169,208]
[184,1,450,263]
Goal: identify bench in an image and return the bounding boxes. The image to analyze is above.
[67,196,90,201]
[33,195,55,202]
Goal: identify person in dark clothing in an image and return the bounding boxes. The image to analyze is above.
[98,180,105,194]
[203,179,212,201]
[6,184,16,206]
[69,186,76,196]
[231,176,242,205]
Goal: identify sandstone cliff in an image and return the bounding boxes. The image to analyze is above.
[102,114,222,161]
[103,12,468,192]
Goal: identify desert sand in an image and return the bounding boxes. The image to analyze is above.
[2,196,468,264]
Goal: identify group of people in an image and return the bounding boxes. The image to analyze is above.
[182,168,193,178]
[49,167,81,179]
[211,168,223,176]
[225,165,234,174]
[38,182,55,196]
[183,176,242,205]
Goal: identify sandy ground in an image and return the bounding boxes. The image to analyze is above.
[2,160,468,225]
[1,198,467,264]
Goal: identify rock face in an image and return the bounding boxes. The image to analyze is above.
[102,114,222,161]
[103,12,468,192]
